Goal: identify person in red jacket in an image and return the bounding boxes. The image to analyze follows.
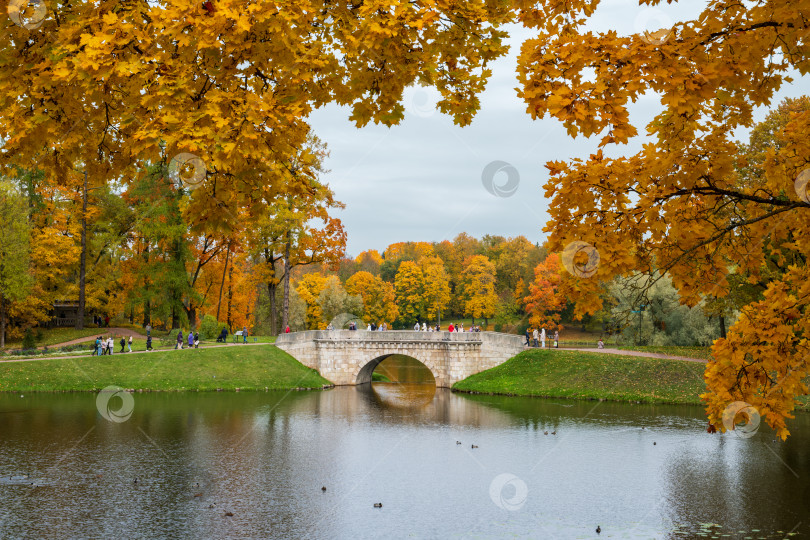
[448,323,455,333]
[285,325,291,333]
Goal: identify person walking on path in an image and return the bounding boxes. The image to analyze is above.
[146,335,153,351]
[532,328,539,348]
[524,329,531,347]
[107,336,114,355]
[188,331,194,349]
[413,322,420,331]
[243,326,248,344]
[128,335,133,352]
[119,337,126,353]
[553,330,559,348]
[540,328,547,348]
[448,323,455,333]
[194,332,200,348]
[285,325,291,333]
[176,330,183,350]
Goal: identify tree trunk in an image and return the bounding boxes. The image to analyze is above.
[268,281,278,335]
[281,236,291,330]
[216,241,231,321]
[264,247,279,335]
[75,170,88,330]
[227,262,234,330]
[0,298,6,349]
[719,315,727,339]
[143,299,151,327]
[142,244,151,327]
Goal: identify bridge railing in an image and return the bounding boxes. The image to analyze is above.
[275,330,528,348]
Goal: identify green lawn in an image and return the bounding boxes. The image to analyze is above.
[0,344,329,392]
[453,349,708,405]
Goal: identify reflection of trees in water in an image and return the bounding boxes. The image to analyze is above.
[373,355,435,384]
[660,415,810,539]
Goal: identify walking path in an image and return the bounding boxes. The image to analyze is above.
[0,342,273,364]
[548,346,708,363]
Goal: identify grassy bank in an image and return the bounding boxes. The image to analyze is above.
[0,345,330,392]
[453,349,707,405]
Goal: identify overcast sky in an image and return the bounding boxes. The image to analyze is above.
[309,0,807,257]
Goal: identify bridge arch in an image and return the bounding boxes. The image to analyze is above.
[354,353,438,385]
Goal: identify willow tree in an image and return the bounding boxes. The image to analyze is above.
[515,0,809,437]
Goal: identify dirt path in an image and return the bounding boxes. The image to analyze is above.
[44,327,149,349]
[547,346,708,363]
[0,342,273,364]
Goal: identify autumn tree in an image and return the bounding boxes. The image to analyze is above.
[346,271,398,326]
[524,253,565,333]
[515,0,809,437]
[458,255,498,325]
[394,261,425,324]
[247,134,346,335]
[420,257,451,324]
[0,182,32,347]
[296,273,328,330]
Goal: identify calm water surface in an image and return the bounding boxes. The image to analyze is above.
[0,356,807,539]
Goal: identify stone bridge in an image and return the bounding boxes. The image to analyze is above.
[274,330,526,388]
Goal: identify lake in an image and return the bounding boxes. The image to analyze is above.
[0,356,807,539]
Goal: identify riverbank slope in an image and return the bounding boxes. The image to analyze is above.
[452,349,707,405]
[0,345,330,392]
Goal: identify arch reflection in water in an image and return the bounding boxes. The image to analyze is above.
[367,355,436,409]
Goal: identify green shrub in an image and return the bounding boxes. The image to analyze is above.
[22,329,36,350]
[199,315,227,340]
